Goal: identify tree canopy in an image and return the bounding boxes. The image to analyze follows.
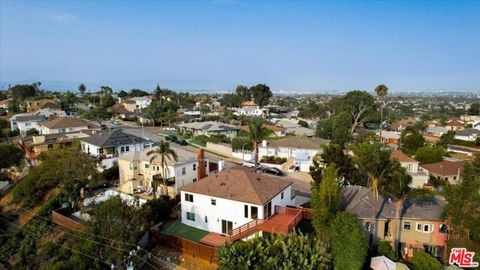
[250,84,272,107]
[0,143,24,169]
[414,145,446,164]
[10,84,37,99]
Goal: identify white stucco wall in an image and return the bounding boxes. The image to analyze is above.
[181,185,294,235]
[41,125,88,135]
[17,121,42,136]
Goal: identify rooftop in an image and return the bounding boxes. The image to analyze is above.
[119,144,197,166]
[80,129,147,147]
[420,159,465,176]
[180,166,293,205]
[41,117,89,129]
[15,115,46,122]
[391,149,417,163]
[178,121,239,132]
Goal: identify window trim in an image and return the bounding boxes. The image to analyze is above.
[403,221,412,231]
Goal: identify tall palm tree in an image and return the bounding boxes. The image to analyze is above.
[375,84,389,140]
[146,141,178,198]
[247,119,272,168]
[352,142,391,248]
[380,160,411,254]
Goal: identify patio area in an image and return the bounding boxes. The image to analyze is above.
[163,219,209,242]
[199,232,228,247]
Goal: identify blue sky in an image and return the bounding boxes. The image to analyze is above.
[1,0,479,92]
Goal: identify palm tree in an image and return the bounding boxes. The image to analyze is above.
[380,160,411,254]
[375,84,388,140]
[247,119,272,168]
[146,141,178,198]
[352,142,391,248]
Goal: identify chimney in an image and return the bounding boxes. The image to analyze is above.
[197,149,206,180]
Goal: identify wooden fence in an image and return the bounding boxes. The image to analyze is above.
[150,229,218,264]
[51,210,84,231]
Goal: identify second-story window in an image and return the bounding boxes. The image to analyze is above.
[145,164,149,169]
[403,221,411,230]
[211,199,216,205]
[184,193,194,202]
[193,164,196,171]
[126,146,130,152]
[182,167,186,175]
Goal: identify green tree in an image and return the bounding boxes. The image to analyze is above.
[81,107,112,121]
[100,94,115,109]
[352,142,391,246]
[414,145,446,164]
[316,118,333,139]
[129,88,149,97]
[410,250,442,270]
[221,93,242,107]
[329,212,368,270]
[143,99,163,126]
[443,163,480,242]
[100,85,113,95]
[473,154,480,175]
[298,120,308,128]
[321,144,364,186]
[376,240,397,261]
[26,128,40,136]
[380,160,411,253]
[7,99,21,113]
[401,129,425,155]
[0,143,24,169]
[341,90,375,135]
[467,102,480,115]
[117,90,128,98]
[247,119,272,167]
[437,130,455,147]
[250,84,272,107]
[78,83,86,96]
[332,111,352,146]
[310,164,340,240]
[146,141,178,198]
[235,85,251,103]
[10,84,37,99]
[60,92,77,109]
[375,84,388,138]
[217,232,330,270]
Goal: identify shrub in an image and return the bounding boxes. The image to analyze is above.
[191,135,209,146]
[231,137,252,151]
[410,250,442,270]
[260,156,287,164]
[377,240,397,261]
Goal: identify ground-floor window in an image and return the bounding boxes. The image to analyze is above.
[186,212,195,221]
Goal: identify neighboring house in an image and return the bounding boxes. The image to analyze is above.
[128,96,152,111]
[259,137,330,172]
[40,116,90,135]
[26,99,60,112]
[286,126,315,137]
[235,101,269,118]
[378,131,401,146]
[35,108,67,118]
[20,131,91,164]
[118,148,209,197]
[424,126,449,137]
[420,159,465,184]
[178,121,240,138]
[9,114,46,136]
[341,186,447,259]
[180,166,297,241]
[390,150,429,188]
[388,117,417,132]
[446,144,480,158]
[240,124,286,137]
[80,129,153,169]
[454,128,480,142]
[0,98,13,112]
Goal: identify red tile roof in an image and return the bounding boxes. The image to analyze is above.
[420,160,465,177]
[391,150,417,163]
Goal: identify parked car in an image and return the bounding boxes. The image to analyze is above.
[288,164,300,173]
[164,127,176,131]
[261,167,284,176]
[165,135,177,142]
[241,161,256,168]
[176,138,188,146]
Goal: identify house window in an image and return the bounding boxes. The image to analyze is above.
[423,224,431,233]
[184,193,193,202]
[244,205,248,218]
[281,192,284,199]
[453,176,457,181]
[439,224,448,234]
[193,178,197,182]
[186,212,195,221]
[403,221,411,230]
[250,206,258,219]
[205,216,208,223]
[365,222,371,232]
[182,167,186,175]
[211,199,216,205]
[205,161,208,167]
[126,146,130,152]
[145,164,149,169]
[416,223,422,231]
[193,164,196,171]
[120,146,125,152]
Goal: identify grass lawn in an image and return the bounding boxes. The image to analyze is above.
[163,219,209,242]
[189,139,206,147]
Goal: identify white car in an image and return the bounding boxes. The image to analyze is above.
[241,161,256,168]
[164,127,176,131]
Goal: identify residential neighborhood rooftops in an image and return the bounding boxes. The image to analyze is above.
[391,149,417,163]
[41,116,89,129]
[178,121,239,131]
[15,115,46,122]
[455,128,480,136]
[341,186,445,220]
[240,124,285,133]
[267,136,329,149]
[420,160,465,176]
[180,166,293,205]
[80,130,147,148]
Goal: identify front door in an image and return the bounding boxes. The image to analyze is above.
[221,220,233,235]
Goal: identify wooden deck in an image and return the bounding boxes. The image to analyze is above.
[199,232,228,247]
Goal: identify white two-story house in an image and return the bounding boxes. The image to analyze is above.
[118,147,209,197]
[10,114,46,136]
[390,150,429,188]
[180,166,295,238]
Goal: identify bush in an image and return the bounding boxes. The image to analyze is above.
[410,250,442,270]
[101,165,119,181]
[209,134,231,144]
[414,146,446,164]
[377,240,397,261]
[260,156,287,164]
[231,137,252,151]
[191,135,209,146]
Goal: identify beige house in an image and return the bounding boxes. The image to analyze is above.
[118,148,209,198]
[420,159,465,184]
[342,186,447,260]
[390,150,429,188]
